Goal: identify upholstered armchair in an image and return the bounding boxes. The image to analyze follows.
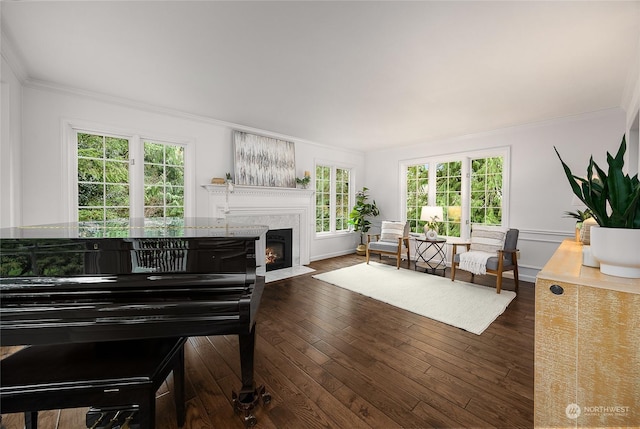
[450,226,519,294]
[366,221,410,269]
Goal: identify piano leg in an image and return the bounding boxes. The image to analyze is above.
[173,343,186,427]
[24,412,38,429]
[232,324,271,428]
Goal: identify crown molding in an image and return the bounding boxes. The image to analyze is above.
[21,78,364,154]
[1,29,28,83]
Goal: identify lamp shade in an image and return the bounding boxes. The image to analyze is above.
[420,206,443,222]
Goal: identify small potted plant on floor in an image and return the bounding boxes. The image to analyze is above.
[348,187,380,255]
[555,135,640,278]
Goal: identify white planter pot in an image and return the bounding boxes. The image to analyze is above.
[590,226,640,278]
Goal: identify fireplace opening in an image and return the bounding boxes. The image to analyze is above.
[265,228,293,272]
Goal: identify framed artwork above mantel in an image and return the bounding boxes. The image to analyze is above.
[233,131,296,188]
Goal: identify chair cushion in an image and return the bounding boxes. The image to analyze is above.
[453,253,514,270]
[469,225,508,253]
[380,221,406,242]
[369,241,403,252]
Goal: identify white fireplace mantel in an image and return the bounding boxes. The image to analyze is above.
[201,184,315,268]
[201,183,314,199]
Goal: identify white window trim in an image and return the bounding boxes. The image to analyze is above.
[61,119,195,222]
[399,146,510,241]
[314,159,355,237]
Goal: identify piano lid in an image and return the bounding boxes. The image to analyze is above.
[0,218,268,239]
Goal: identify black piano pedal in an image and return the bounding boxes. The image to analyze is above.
[232,385,270,428]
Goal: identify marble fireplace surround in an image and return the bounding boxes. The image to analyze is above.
[202,184,315,275]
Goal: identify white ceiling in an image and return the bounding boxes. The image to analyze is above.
[2,1,639,151]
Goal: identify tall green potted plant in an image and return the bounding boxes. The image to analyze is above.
[348,187,380,255]
[555,135,640,278]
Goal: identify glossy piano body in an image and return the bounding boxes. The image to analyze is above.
[0,218,269,425]
[0,218,268,346]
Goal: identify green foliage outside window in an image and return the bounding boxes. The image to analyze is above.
[406,165,429,233]
[316,165,331,233]
[77,133,185,222]
[471,157,503,226]
[144,141,185,220]
[77,133,130,221]
[404,156,504,237]
[315,165,352,233]
[435,161,462,237]
[335,168,350,231]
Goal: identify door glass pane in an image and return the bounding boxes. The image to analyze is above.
[471,156,503,225]
[77,132,130,222]
[335,168,350,231]
[315,165,331,232]
[435,161,462,238]
[143,141,185,221]
[406,164,428,233]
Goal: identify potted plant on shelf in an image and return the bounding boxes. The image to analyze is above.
[555,135,640,278]
[348,187,380,255]
[296,171,311,189]
[562,208,593,242]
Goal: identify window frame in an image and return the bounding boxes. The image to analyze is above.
[399,147,510,240]
[314,160,354,238]
[62,119,195,223]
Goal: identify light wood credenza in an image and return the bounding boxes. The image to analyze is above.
[535,239,640,428]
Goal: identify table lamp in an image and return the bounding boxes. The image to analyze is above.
[420,206,443,239]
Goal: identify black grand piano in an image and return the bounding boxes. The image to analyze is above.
[0,217,270,427]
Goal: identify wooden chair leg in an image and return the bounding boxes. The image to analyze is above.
[405,245,411,269]
[513,253,520,293]
[496,273,502,294]
[451,261,456,281]
[366,248,370,265]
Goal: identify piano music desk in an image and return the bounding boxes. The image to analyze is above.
[0,337,186,429]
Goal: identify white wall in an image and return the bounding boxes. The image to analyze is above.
[624,31,640,175]
[12,83,631,277]
[0,54,22,228]
[364,108,627,282]
[19,84,365,261]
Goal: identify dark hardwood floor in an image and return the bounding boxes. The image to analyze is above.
[1,254,534,429]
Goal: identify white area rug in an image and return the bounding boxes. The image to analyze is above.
[312,262,516,335]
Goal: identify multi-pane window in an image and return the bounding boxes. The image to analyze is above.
[77,133,130,221]
[406,164,429,233]
[316,165,331,233]
[75,131,186,222]
[335,168,350,231]
[315,164,352,234]
[470,157,503,225]
[143,141,185,219]
[402,150,508,239]
[435,161,462,237]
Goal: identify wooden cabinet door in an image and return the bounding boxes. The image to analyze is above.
[535,278,578,428]
[576,285,640,427]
